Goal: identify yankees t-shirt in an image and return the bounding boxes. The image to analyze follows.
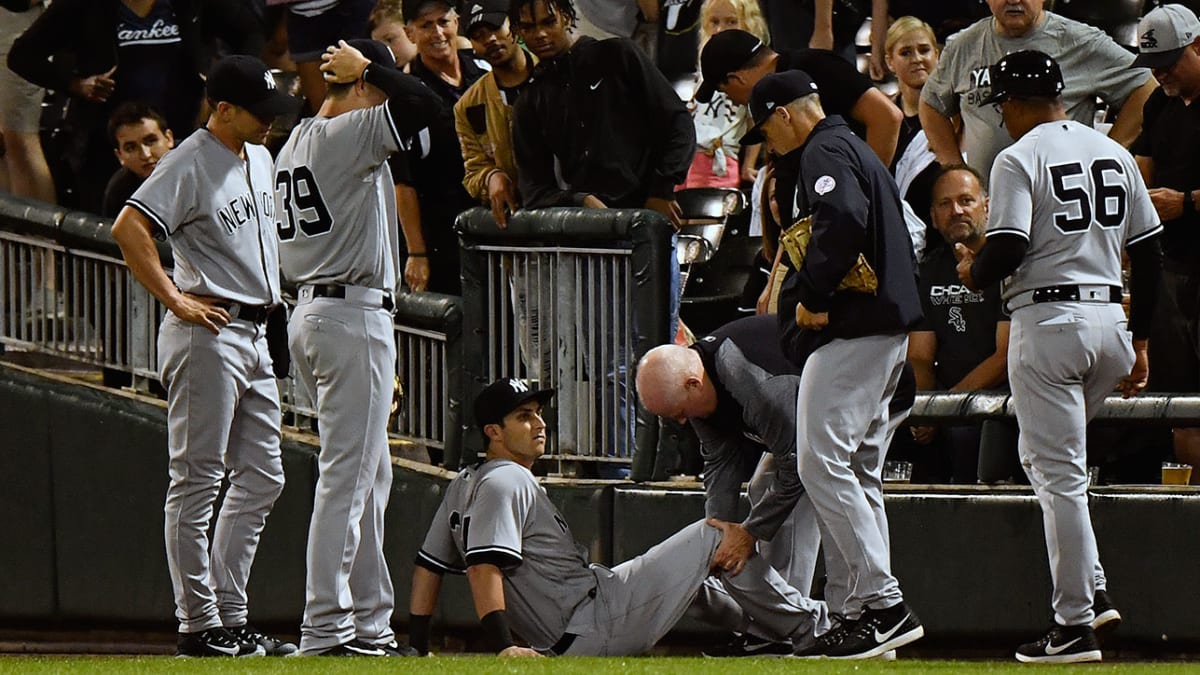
[114,0,202,135]
[915,245,1005,388]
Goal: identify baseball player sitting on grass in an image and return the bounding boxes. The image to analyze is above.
[955,50,1162,663]
[407,378,829,657]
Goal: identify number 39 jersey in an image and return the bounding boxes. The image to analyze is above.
[986,120,1162,301]
[275,102,405,291]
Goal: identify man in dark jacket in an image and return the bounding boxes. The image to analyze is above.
[509,0,695,221]
[750,70,924,659]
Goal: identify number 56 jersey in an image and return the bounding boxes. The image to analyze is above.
[986,119,1162,301]
[275,103,404,291]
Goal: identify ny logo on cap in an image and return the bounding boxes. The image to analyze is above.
[471,3,483,13]
[1141,28,1158,49]
[263,71,276,90]
[507,379,530,393]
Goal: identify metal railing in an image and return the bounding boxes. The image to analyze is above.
[0,198,457,460]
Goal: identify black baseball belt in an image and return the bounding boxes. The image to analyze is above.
[1006,284,1122,312]
[301,284,395,312]
[219,302,273,324]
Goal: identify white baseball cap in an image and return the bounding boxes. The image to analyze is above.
[1133,4,1200,70]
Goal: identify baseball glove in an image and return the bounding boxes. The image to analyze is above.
[779,215,878,294]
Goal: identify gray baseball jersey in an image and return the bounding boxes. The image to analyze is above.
[987,120,1161,299]
[126,127,285,635]
[276,102,403,291]
[418,459,829,655]
[128,129,281,305]
[418,460,597,649]
[921,12,1148,184]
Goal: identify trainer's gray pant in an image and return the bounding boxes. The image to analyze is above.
[559,520,829,655]
[159,313,285,634]
[1009,302,1131,627]
[797,334,907,614]
[290,297,396,652]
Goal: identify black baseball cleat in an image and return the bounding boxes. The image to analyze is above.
[377,639,421,656]
[1015,623,1101,663]
[311,638,387,656]
[177,627,265,657]
[702,633,793,657]
[226,624,298,656]
[1091,589,1122,638]
[793,613,855,659]
[824,602,924,659]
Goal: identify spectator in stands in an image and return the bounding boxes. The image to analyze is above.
[7,0,208,213]
[510,0,693,470]
[918,0,1157,184]
[696,29,902,167]
[884,16,940,244]
[1131,4,1200,483]
[455,0,533,227]
[866,1,993,65]
[102,102,174,218]
[369,0,419,70]
[287,0,374,113]
[394,0,489,294]
[904,165,1012,483]
[0,0,55,205]
[681,0,769,190]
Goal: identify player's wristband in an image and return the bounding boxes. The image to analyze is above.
[481,609,514,652]
[409,614,432,655]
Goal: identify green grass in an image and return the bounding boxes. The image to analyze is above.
[1,656,1198,674]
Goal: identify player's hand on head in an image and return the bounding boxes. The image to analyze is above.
[173,293,232,334]
[320,40,370,84]
[499,646,543,658]
[405,255,431,292]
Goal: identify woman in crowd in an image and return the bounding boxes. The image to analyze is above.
[884,15,941,245]
[681,0,769,189]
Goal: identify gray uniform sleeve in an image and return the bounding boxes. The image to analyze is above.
[694,418,762,522]
[416,493,467,575]
[464,468,535,569]
[334,103,405,170]
[126,151,199,237]
[985,149,1034,241]
[740,375,805,542]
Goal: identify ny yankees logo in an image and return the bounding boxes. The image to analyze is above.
[507,379,530,393]
[948,307,966,333]
[264,70,276,90]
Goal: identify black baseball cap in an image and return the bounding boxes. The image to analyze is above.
[206,55,298,121]
[474,378,554,428]
[404,0,454,23]
[978,50,1064,106]
[696,29,767,103]
[461,0,510,37]
[346,38,398,70]
[741,70,819,145]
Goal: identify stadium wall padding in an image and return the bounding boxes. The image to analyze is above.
[3,363,1200,649]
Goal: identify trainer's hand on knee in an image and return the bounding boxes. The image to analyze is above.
[706,518,755,577]
[499,646,543,657]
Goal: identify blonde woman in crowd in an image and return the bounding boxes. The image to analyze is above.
[682,0,769,189]
[885,16,941,243]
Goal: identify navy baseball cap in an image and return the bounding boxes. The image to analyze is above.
[404,0,454,23]
[978,50,1064,106]
[696,29,767,103]
[741,70,819,145]
[462,0,510,37]
[206,55,297,121]
[346,38,398,70]
[474,378,554,428]
[1132,4,1200,70]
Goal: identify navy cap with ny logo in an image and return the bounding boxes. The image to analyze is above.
[206,55,298,122]
[474,377,555,428]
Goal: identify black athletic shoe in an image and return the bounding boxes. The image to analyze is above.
[313,638,387,657]
[1015,623,1101,663]
[793,613,856,658]
[702,633,793,657]
[177,627,265,657]
[1091,589,1122,638]
[377,639,421,657]
[227,624,298,656]
[824,603,924,659]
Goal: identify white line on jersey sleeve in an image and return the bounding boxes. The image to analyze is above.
[1126,224,1164,247]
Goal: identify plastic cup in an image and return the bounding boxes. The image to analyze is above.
[883,461,913,484]
[1162,462,1193,486]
